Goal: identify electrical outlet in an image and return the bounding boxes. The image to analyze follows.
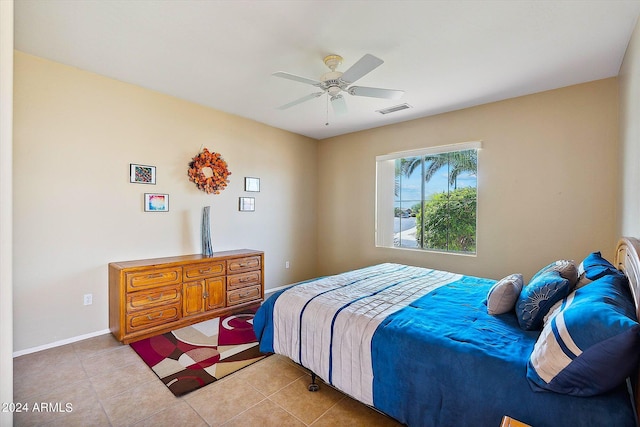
[83,294,93,306]
[285,261,290,269]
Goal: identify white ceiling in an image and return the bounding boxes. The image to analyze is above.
[13,0,640,140]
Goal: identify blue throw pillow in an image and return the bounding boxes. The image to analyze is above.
[576,251,622,288]
[527,274,640,396]
[516,270,571,330]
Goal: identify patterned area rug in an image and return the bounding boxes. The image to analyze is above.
[130,307,268,396]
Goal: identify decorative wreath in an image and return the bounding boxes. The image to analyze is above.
[187,148,231,194]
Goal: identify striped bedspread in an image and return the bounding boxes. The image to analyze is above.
[268,263,461,404]
[254,262,637,426]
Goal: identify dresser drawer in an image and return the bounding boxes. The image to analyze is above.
[227,256,261,274]
[227,271,261,291]
[126,285,181,312]
[183,262,225,281]
[125,267,181,292]
[126,304,180,332]
[227,285,262,306]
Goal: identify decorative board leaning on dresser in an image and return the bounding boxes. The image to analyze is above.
[109,249,264,344]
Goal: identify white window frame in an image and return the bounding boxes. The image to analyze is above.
[375,141,482,253]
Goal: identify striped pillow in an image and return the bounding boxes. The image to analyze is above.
[527,274,640,396]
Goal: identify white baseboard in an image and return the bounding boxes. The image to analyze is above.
[264,284,290,299]
[13,329,112,358]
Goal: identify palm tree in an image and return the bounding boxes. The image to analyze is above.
[401,149,477,187]
[442,150,477,189]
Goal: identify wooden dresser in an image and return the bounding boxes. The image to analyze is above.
[109,249,264,344]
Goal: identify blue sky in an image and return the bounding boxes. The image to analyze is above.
[395,161,476,207]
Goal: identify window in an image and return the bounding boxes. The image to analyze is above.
[376,141,480,254]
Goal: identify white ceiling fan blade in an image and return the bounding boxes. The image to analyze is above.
[273,71,322,87]
[340,54,384,84]
[348,86,404,100]
[331,95,347,116]
[277,92,324,110]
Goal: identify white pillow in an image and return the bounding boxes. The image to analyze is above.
[486,273,524,315]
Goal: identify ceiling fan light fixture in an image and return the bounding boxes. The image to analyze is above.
[327,86,342,96]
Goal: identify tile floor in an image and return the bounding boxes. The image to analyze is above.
[13,333,403,426]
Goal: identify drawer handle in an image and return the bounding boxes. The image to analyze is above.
[239,278,249,283]
[146,273,164,279]
[146,311,163,320]
[203,292,209,299]
[147,293,164,301]
[199,268,211,274]
[238,263,248,267]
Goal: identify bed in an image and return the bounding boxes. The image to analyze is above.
[253,237,640,426]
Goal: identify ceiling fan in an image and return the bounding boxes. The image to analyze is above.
[273,54,404,116]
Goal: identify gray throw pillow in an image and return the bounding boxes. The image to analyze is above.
[487,273,524,315]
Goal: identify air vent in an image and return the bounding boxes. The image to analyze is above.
[376,103,412,115]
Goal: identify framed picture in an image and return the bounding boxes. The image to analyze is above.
[144,193,169,212]
[130,164,156,184]
[244,177,260,192]
[239,197,255,212]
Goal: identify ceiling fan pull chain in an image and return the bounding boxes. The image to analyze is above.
[325,93,329,126]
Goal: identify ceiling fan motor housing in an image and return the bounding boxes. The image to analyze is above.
[321,71,345,96]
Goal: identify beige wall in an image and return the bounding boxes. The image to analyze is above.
[13,52,318,352]
[318,79,619,281]
[620,18,640,238]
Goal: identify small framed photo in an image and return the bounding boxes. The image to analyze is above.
[239,197,255,212]
[244,177,260,192]
[144,193,169,212]
[130,164,156,184]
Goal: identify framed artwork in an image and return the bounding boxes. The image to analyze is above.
[244,177,260,192]
[239,197,255,212]
[130,164,156,184]
[144,193,169,212]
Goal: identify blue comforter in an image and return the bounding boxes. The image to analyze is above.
[254,264,635,427]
